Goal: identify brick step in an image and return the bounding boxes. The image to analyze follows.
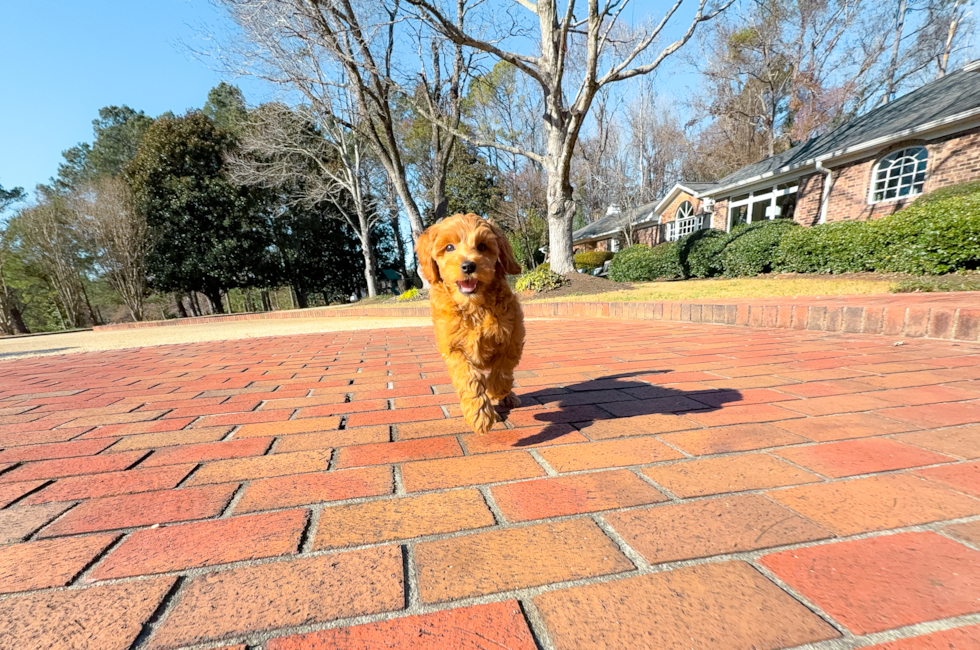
[93,293,980,341]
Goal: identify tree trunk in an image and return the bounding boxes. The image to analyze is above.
[360,235,379,298]
[9,305,29,334]
[386,170,430,288]
[884,0,908,103]
[176,294,189,318]
[261,290,272,311]
[294,287,308,309]
[205,289,225,314]
[545,169,577,274]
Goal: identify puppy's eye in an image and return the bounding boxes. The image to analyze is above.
[445,244,455,252]
[477,243,487,252]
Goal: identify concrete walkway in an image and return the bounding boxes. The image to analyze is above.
[0,319,979,649]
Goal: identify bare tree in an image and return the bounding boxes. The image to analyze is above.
[74,178,151,322]
[228,102,385,296]
[401,0,733,273]
[0,223,29,335]
[15,201,88,329]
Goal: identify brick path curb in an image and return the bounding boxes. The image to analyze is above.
[93,294,980,342]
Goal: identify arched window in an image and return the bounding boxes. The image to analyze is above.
[871,146,927,202]
[675,200,694,220]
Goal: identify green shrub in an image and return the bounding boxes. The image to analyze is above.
[608,244,682,282]
[774,221,879,273]
[396,287,420,301]
[910,180,980,207]
[574,250,615,272]
[677,229,727,278]
[515,266,568,292]
[721,219,798,277]
[891,272,980,293]
[872,191,980,274]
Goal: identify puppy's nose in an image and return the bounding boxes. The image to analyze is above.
[460,260,476,274]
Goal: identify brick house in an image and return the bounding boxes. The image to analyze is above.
[575,60,980,249]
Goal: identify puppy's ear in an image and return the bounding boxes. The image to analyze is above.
[414,224,441,284]
[489,221,523,276]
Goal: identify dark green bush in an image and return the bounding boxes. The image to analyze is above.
[574,250,615,272]
[608,244,682,282]
[774,221,879,273]
[773,182,980,276]
[721,220,798,277]
[515,266,568,292]
[677,229,727,278]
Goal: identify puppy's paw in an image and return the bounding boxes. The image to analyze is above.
[499,392,521,409]
[469,402,498,435]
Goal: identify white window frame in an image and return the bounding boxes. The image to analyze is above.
[725,182,798,231]
[869,146,928,204]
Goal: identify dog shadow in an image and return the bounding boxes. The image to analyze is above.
[497,371,743,446]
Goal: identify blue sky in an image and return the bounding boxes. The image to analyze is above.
[0,0,273,198]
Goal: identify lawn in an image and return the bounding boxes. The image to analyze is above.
[532,276,894,303]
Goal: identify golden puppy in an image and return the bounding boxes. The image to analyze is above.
[415,213,525,434]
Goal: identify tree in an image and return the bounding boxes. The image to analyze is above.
[228,102,385,296]
[401,0,733,273]
[204,82,248,133]
[51,106,153,192]
[0,182,25,214]
[0,181,29,334]
[73,178,151,321]
[124,111,271,311]
[12,199,90,329]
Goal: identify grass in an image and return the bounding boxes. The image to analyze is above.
[531,276,895,302]
[891,272,980,293]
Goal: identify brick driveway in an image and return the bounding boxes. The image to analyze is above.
[1,319,979,649]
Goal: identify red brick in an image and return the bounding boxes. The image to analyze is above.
[314,490,494,549]
[235,465,392,513]
[0,437,117,463]
[534,562,839,650]
[401,452,546,492]
[296,399,388,418]
[905,307,930,337]
[537,436,683,472]
[67,409,170,428]
[866,626,980,650]
[879,401,980,428]
[39,484,238,537]
[492,470,666,522]
[659,423,805,455]
[895,425,980,459]
[607,494,831,563]
[22,464,194,506]
[774,412,918,442]
[762,532,980,634]
[333,437,462,469]
[882,307,907,335]
[0,534,117,593]
[415,519,633,603]
[0,427,92,447]
[914,461,980,498]
[946,520,980,546]
[0,577,176,650]
[685,403,802,427]
[183,449,330,486]
[460,424,587,453]
[0,480,44,507]
[193,408,294,428]
[0,502,72,543]
[141,437,271,467]
[769,474,980,536]
[235,416,340,438]
[268,601,537,650]
[272,426,390,452]
[0,450,145,484]
[779,393,893,416]
[107,426,233,450]
[578,412,698,438]
[775,438,952,478]
[148,548,404,649]
[954,308,980,341]
[346,406,444,427]
[90,510,307,580]
[645,453,820,496]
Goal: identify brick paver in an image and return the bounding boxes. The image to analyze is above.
[1,318,979,648]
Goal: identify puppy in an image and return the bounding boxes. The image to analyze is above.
[415,213,525,434]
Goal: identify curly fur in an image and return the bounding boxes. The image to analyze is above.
[416,213,525,434]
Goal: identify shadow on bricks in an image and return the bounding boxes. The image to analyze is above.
[502,372,742,444]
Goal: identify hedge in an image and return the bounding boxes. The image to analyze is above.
[720,219,799,277]
[515,266,568,292]
[775,181,980,275]
[574,250,615,272]
[608,243,682,282]
[677,229,728,278]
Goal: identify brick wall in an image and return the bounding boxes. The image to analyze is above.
[658,192,701,224]
[710,200,727,230]
[635,225,659,246]
[802,126,980,224]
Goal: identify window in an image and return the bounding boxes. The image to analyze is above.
[675,201,694,220]
[725,181,798,231]
[871,146,927,202]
